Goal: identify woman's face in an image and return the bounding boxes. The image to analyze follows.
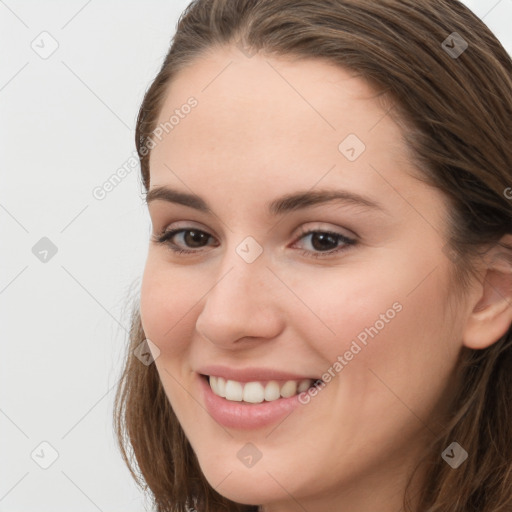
[140,47,470,510]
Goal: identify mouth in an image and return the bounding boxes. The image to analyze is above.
[201,374,323,404]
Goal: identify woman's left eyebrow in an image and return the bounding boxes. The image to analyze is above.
[145,185,388,216]
[268,189,387,215]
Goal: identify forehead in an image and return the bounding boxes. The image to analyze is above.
[148,47,417,206]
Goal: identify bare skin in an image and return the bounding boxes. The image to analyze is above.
[139,46,512,512]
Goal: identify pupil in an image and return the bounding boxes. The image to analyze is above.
[312,233,337,251]
[185,230,207,247]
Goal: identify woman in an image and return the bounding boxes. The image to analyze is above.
[114,1,512,510]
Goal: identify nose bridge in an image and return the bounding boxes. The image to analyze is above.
[220,260,260,300]
[207,240,269,315]
[195,237,283,345]
[213,234,269,299]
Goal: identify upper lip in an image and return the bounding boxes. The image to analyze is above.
[197,364,319,383]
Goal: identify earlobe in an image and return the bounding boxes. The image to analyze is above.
[462,241,512,350]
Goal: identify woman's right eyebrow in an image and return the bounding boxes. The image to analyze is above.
[145,185,389,216]
[145,186,211,213]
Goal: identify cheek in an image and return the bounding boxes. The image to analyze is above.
[288,254,460,395]
[139,259,197,356]
[331,257,461,424]
[139,260,203,417]
[281,263,405,355]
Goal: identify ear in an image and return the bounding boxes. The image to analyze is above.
[463,236,512,350]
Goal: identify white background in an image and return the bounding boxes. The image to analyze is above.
[1,1,511,511]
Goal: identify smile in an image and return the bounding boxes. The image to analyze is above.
[207,375,318,403]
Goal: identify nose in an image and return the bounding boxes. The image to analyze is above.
[195,249,285,349]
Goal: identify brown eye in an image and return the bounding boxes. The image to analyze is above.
[293,230,356,259]
[181,230,210,248]
[309,232,340,251]
[156,228,216,254]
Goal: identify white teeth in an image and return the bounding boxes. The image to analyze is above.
[280,380,297,398]
[217,376,226,397]
[297,379,311,393]
[264,380,281,401]
[209,375,220,395]
[209,376,227,398]
[224,379,243,401]
[243,382,265,403]
[209,376,314,402]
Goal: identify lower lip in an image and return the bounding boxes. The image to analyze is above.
[199,375,305,430]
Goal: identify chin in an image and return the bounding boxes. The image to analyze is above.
[196,452,292,506]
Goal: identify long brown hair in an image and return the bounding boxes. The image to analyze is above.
[114,1,512,510]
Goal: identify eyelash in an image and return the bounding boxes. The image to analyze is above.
[153,227,357,259]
